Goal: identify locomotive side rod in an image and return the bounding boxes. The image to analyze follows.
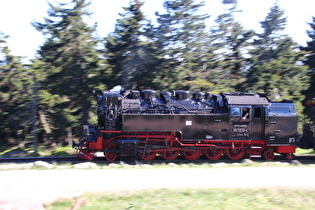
[102,133,269,151]
[98,130,270,149]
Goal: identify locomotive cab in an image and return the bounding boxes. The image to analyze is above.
[229,105,267,140]
[224,92,269,141]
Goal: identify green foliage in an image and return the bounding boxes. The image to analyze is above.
[300,17,315,123]
[0,144,74,157]
[31,0,101,142]
[152,0,210,90]
[243,3,309,108]
[27,152,41,157]
[0,32,34,144]
[295,148,315,155]
[0,1,312,144]
[209,0,254,92]
[104,0,150,90]
[52,146,75,156]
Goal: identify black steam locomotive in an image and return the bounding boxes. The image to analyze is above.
[75,87,300,161]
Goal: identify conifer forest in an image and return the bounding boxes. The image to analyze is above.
[1,0,315,148]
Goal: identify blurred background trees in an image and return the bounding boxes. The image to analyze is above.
[242,4,309,102]
[104,0,149,90]
[300,17,315,122]
[31,0,101,143]
[209,0,254,93]
[0,32,34,144]
[0,0,314,145]
[151,0,210,91]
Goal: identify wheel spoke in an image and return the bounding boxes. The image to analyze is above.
[162,139,180,160]
[205,148,223,160]
[162,150,180,160]
[139,151,157,161]
[183,149,201,161]
[227,148,245,160]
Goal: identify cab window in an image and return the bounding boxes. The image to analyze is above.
[231,107,241,118]
[230,106,251,119]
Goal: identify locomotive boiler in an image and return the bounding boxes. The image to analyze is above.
[74,88,298,161]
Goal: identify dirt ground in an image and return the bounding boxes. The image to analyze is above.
[1,166,315,209]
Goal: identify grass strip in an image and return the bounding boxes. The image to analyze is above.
[47,188,315,210]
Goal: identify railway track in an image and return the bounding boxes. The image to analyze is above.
[1,154,315,165]
[0,156,82,164]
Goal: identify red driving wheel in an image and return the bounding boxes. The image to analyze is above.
[183,149,201,161]
[204,148,224,160]
[226,147,245,160]
[162,150,180,160]
[139,151,157,161]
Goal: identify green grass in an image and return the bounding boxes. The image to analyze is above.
[51,146,76,156]
[0,145,75,158]
[295,148,315,156]
[0,147,24,156]
[46,188,315,210]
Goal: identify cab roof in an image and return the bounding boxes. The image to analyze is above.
[222,92,270,105]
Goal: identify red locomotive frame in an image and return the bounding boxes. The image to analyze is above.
[76,130,295,161]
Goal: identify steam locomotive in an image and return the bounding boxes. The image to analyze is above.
[75,87,303,161]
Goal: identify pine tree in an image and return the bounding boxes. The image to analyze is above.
[32,0,100,141]
[243,4,308,104]
[300,17,315,122]
[209,0,254,92]
[104,0,153,90]
[152,0,210,91]
[0,32,33,144]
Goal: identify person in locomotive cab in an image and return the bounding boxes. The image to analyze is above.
[242,108,249,119]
